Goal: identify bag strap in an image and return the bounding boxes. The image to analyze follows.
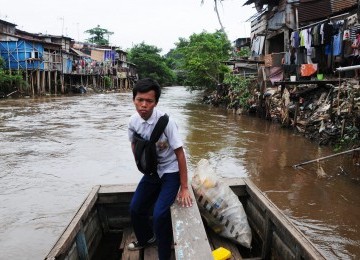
[150,114,169,143]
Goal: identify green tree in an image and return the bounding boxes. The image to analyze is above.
[164,45,187,85]
[173,30,231,91]
[127,42,175,86]
[223,74,251,109]
[85,25,114,46]
[0,57,27,95]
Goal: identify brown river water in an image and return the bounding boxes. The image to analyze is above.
[0,86,359,259]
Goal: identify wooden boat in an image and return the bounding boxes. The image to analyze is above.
[45,178,326,260]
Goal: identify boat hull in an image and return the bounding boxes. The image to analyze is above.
[45,179,325,260]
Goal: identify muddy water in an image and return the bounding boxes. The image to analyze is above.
[0,87,359,259]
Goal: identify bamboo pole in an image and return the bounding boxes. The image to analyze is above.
[293,148,360,168]
[336,65,360,72]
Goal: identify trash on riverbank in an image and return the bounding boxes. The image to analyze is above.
[204,78,360,150]
[263,79,360,148]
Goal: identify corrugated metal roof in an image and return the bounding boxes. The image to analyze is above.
[330,0,357,13]
[70,48,90,58]
[297,0,332,23]
[1,31,61,46]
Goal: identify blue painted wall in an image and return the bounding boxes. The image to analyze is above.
[0,40,44,70]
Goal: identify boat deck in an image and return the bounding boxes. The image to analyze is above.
[91,226,251,260]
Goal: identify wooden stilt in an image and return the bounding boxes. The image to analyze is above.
[61,74,64,93]
[55,71,58,95]
[25,70,29,94]
[31,72,34,96]
[41,71,45,93]
[36,70,41,94]
[48,70,51,94]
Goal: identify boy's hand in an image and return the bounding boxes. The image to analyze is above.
[177,187,193,208]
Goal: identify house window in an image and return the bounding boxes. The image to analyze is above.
[31,51,39,59]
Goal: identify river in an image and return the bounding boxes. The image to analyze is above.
[0,86,359,259]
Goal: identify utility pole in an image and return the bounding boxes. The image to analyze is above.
[59,17,64,36]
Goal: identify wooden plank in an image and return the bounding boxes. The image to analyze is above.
[246,200,265,239]
[119,227,132,251]
[97,184,136,204]
[271,232,296,260]
[243,179,326,259]
[75,226,89,260]
[45,185,101,259]
[206,227,243,260]
[83,209,103,259]
[99,184,137,194]
[143,245,158,260]
[171,187,213,260]
[221,178,247,197]
[221,178,245,187]
[120,227,141,260]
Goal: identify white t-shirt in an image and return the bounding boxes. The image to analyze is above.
[128,109,183,178]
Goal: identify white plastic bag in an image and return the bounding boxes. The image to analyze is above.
[191,159,252,248]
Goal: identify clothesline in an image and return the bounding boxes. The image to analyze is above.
[297,12,350,31]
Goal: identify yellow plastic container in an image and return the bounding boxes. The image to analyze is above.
[212,247,232,260]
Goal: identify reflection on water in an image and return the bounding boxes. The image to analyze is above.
[0,87,359,259]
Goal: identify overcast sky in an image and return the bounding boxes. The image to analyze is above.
[1,0,255,54]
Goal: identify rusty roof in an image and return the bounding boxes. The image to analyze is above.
[297,0,332,23]
[330,0,357,13]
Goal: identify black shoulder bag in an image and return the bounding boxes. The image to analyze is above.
[133,114,169,175]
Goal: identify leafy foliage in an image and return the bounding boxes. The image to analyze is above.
[85,25,114,46]
[223,74,252,109]
[0,57,27,94]
[104,76,112,88]
[173,30,231,91]
[127,42,175,86]
[234,47,250,58]
[0,56,4,68]
[335,125,360,151]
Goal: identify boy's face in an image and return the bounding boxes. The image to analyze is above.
[133,90,157,120]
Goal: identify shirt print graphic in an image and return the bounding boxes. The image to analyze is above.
[156,140,169,151]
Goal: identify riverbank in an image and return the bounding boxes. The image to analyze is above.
[205,78,360,153]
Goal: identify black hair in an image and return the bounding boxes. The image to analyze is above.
[132,78,161,103]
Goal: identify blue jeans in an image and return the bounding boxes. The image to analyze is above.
[130,172,180,260]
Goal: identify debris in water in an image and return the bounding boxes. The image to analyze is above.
[316,161,327,178]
